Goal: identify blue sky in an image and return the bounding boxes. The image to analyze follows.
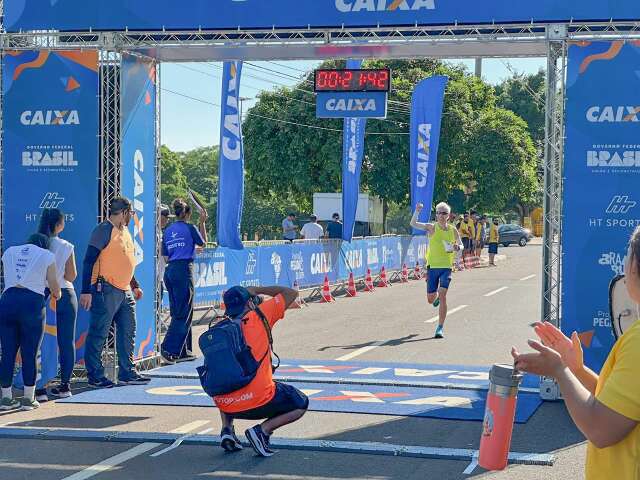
[160,57,546,152]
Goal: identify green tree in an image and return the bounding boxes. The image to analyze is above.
[466,109,539,213]
[160,145,188,205]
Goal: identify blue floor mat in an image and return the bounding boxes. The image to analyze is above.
[147,358,539,390]
[59,377,542,423]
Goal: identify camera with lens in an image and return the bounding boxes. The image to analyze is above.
[250,295,263,307]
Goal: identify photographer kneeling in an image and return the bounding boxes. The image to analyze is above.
[211,285,306,457]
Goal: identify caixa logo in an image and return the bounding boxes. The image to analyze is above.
[586,106,640,123]
[336,0,435,13]
[20,110,80,126]
[415,123,432,188]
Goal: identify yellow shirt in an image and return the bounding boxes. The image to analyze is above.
[459,221,470,239]
[586,320,640,480]
[466,221,475,240]
[489,225,499,243]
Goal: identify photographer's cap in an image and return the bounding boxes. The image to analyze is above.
[224,286,251,317]
[160,204,174,218]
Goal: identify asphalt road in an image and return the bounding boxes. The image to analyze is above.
[0,240,589,480]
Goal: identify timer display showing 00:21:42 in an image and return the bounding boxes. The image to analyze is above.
[314,69,391,92]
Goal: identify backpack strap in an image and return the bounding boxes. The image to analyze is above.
[253,306,281,373]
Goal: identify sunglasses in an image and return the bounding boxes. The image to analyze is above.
[436,211,449,216]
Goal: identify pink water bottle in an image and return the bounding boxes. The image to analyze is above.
[478,364,523,471]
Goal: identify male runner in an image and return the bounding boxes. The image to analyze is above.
[411,202,463,338]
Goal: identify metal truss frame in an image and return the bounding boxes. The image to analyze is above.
[0,20,636,385]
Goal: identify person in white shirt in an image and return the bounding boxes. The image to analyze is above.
[36,208,78,400]
[300,215,324,240]
[0,234,61,411]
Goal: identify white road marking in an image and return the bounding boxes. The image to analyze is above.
[61,443,159,480]
[150,425,213,458]
[424,304,468,323]
[335,342,385,361]
[520,274,536,281]
[484,286,508,297]
[351,367,390,375]
[61,421,211,478]
[463,452,479,475]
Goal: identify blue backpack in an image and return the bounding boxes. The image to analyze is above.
[197,307,278,397]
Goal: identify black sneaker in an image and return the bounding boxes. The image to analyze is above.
[50,383,72,398]
[161,351,178,365]
[119,374,151,386]
[220,427,243,452]
[88,377,115,389]
[245,425,274,457]
[35,389,49,403]
[175,353,198,363]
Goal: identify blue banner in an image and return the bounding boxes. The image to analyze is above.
[188,235,427,306]
[121,53,157,360]
[317,92,387,119]
[562,41,640,372]
[342,59,367,242]
[217,61,245,250]
[6,1,638,33]
[410,76,448,234]
[2,50,99,383]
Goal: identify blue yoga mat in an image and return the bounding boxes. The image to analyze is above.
[59,377,542,423]
[147,358,539,390]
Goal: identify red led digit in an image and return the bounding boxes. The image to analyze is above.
[342,71,353,89]
[328,71,338,88]
[317,71,327,89]
[358,72,367,88]
[378,70,389,89]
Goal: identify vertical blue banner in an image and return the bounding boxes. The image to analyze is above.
[2,50,99,382]
[562,41,640,371]
[342,59,367,242]
[410,76,448,234]
[121,53,157,360]
[217,61,244,250]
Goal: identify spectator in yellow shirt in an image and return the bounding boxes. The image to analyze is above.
[512,226,640,480]
[488,218,500,266]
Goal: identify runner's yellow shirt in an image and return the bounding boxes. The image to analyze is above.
[426,224,456,269]
[459,221,470,239]
[467,221,476,240]
[586,320,640,480]
[489,225,500,243]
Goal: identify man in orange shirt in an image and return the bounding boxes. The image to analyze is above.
[214,285,305,457]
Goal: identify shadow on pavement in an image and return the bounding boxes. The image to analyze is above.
[6,415,150,429]
[317,334,431,353]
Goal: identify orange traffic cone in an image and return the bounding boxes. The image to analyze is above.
[346,272,357,297]
[321,275,334,303]
[290,281,303,309]
[378,266,389,287]
[401,264,409,283]
[364,268,375,292]
[413,262,422,280]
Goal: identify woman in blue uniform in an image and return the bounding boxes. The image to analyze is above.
[37,208,78,400]
[160,199,207,364]
[0,234,61,411]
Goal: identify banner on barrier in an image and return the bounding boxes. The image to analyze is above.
[217,61,245,251]
[121,53,157,360]
[189,236,427,305]
[6,1,639,33]
[342,59,367,243]
[562,41,640,371]
[410,76,448,233]
[2,50,99,382]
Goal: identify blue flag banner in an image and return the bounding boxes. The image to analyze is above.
[6,1,638,33]
[217,61,245,250]
[121,53,157,360]
[342,59,366,242]
[2,50,99,385]
[410,76,448,234]
[562,41,640,372]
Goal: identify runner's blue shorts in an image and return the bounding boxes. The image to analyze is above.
[426,267,452,294]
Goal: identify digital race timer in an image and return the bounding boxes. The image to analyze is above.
[314,68,391,92]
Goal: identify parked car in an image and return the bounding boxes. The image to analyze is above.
[497,224,534,247]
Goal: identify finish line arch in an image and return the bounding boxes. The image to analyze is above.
[1,2,639,383]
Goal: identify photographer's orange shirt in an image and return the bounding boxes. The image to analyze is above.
[213,295,286,413]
